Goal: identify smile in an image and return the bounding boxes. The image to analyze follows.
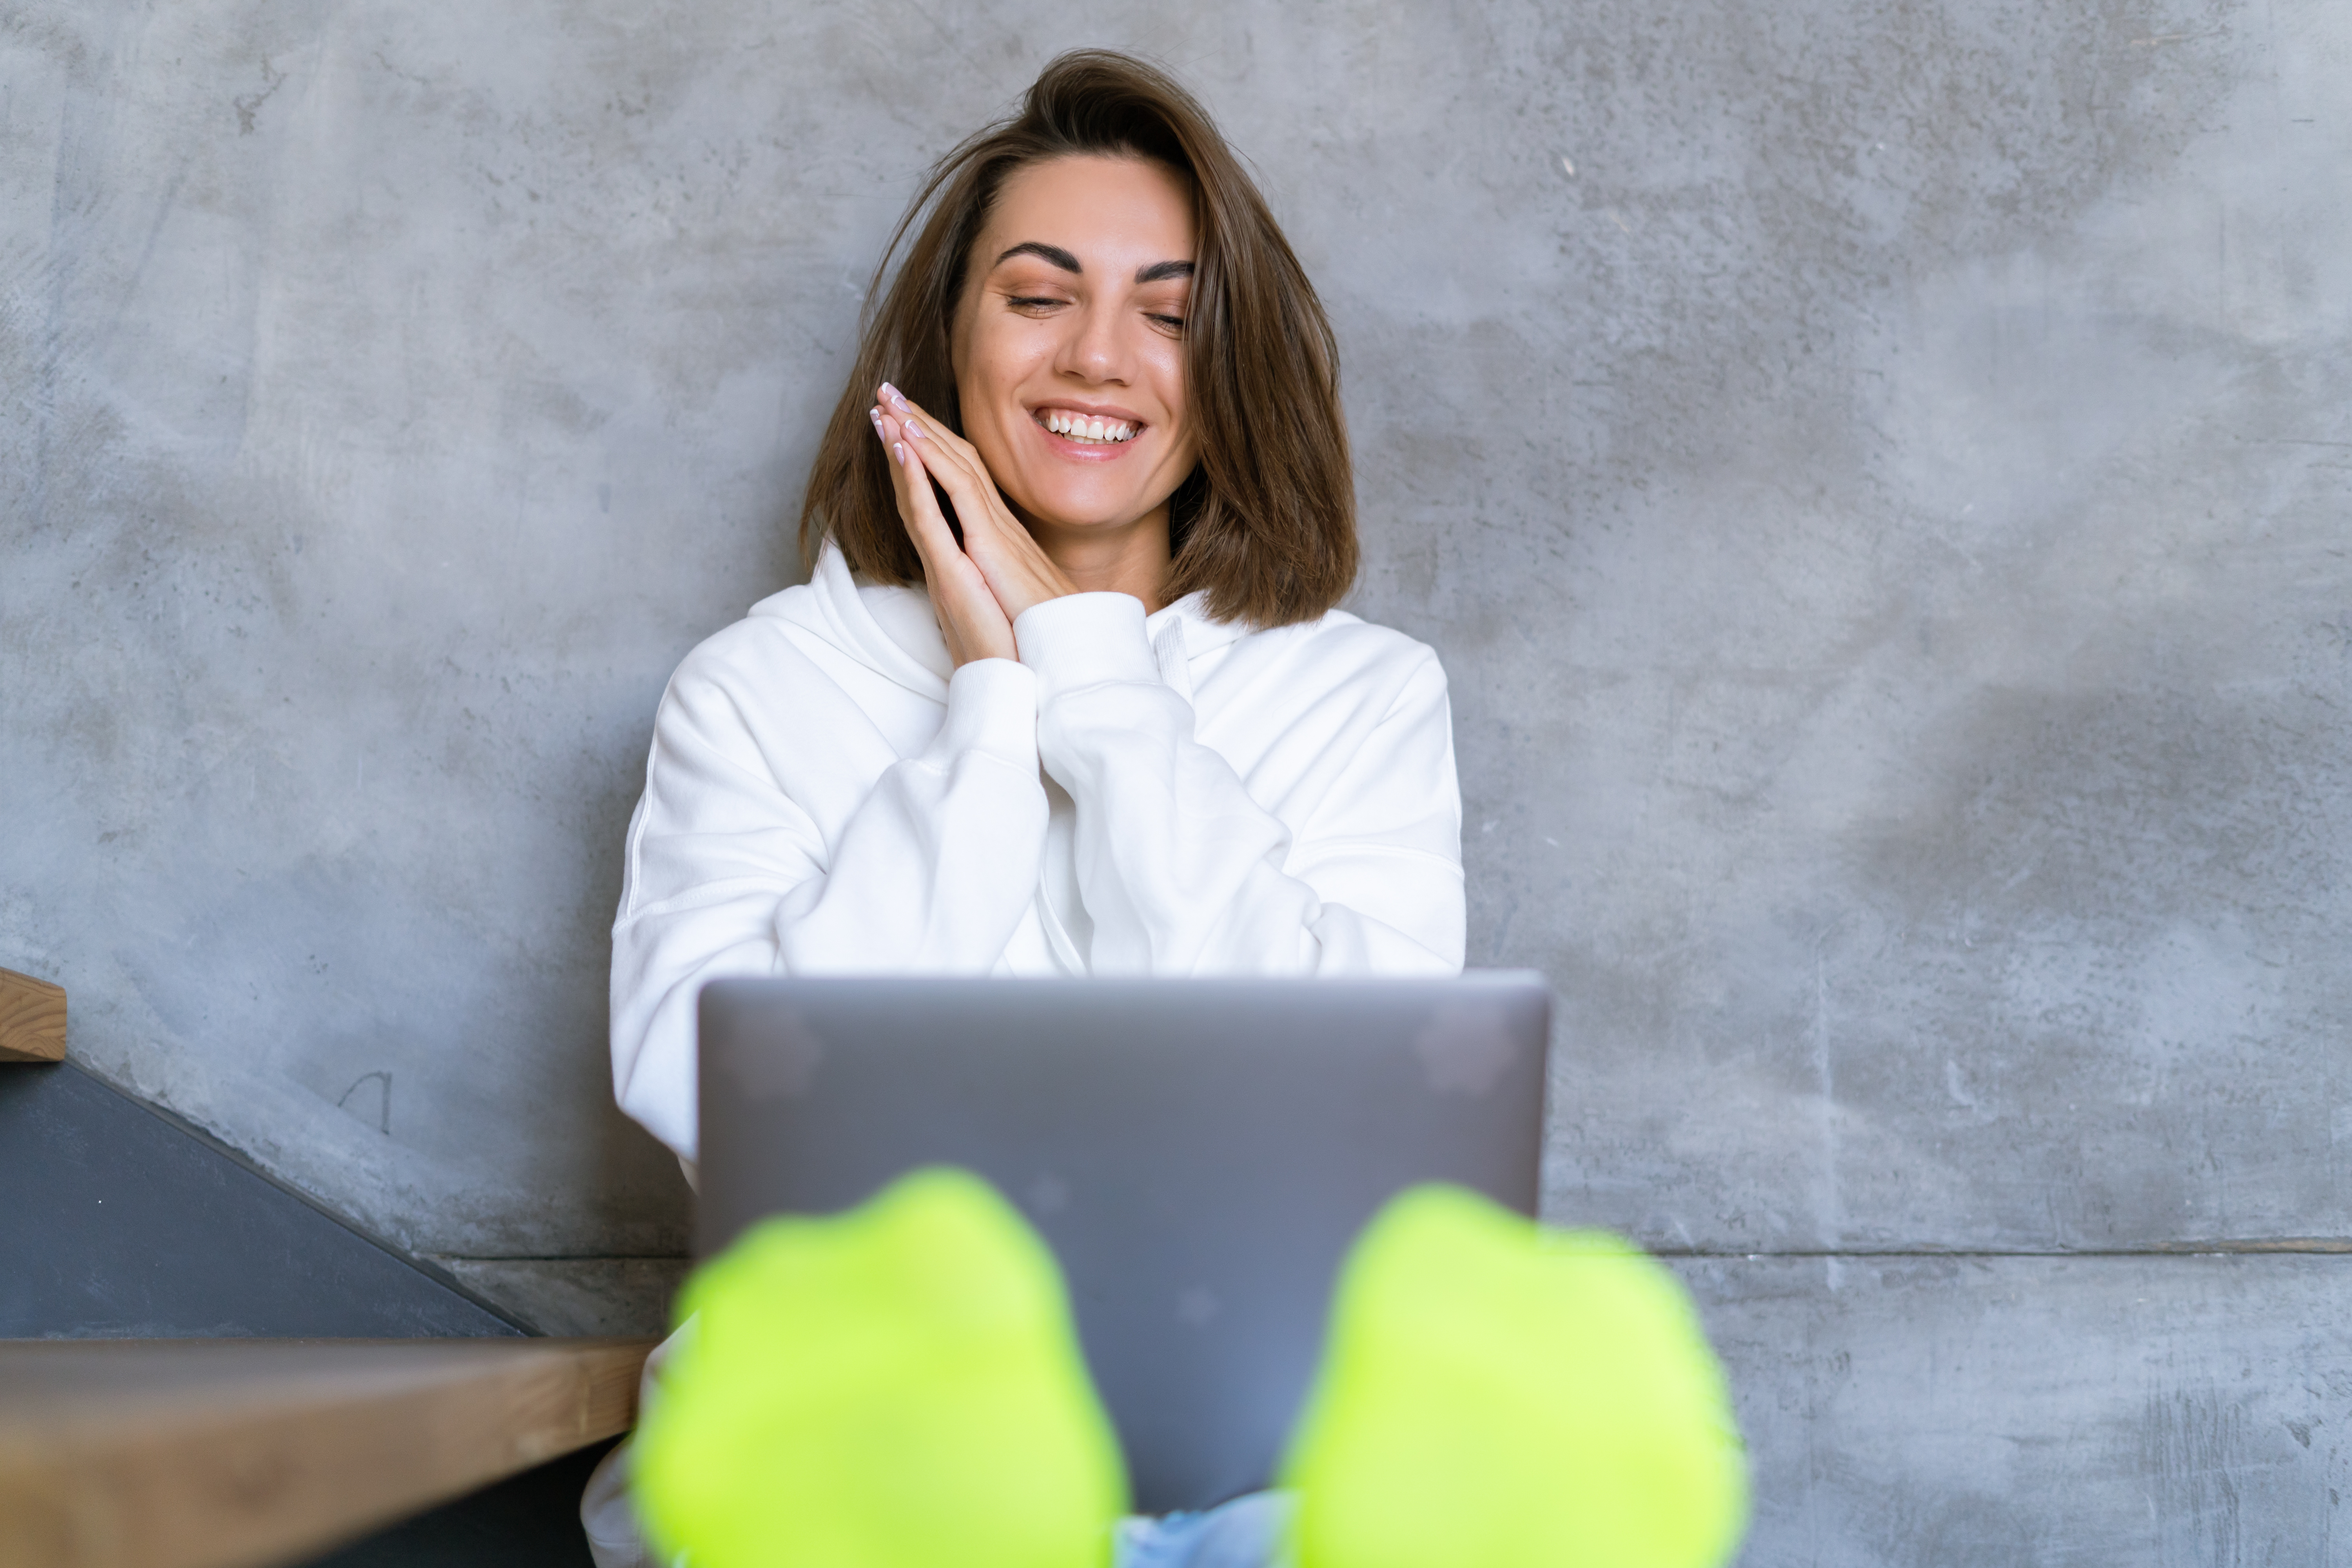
[1035,408,1139,445]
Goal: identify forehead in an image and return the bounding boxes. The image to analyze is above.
[979,154,1197,270]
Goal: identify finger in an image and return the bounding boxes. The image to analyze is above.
[895,439,1014,619]
[897,416,1017,555]
[883,426,966,570]
[873,403,981,521]
[873,386,1004,523]
[874,408,947,527]
[873,401,1018,642]
[891,440,1017,663]
[876,389,1072,611]
[878,383,988,479]
[895,420,1076,607]
[871,408,946,554]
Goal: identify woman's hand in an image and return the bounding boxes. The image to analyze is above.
[870,395,1016,666]
[872,383,1075,646]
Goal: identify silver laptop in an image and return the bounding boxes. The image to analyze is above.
[697,973,1552,1514]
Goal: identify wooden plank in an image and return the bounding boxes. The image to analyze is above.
[0,967,66,1062]
[0,1337,655,1568]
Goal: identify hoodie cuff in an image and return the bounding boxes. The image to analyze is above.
[1014,592,1160,702]
[923,657,1038,770]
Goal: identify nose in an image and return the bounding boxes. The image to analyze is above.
[1054,293,1129,385]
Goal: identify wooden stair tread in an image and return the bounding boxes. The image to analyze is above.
[0,1336,657,1568]
[0,967,67,1063]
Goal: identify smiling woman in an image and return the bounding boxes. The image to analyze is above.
[609,47,1460,1163]
[593,50,1468,1568]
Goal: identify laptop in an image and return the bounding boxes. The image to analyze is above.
[697,972,1552,1514]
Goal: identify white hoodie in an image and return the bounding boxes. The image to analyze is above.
[610,543,1465,1163]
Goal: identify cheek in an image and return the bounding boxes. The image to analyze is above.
[956,311,1013,399]
[965,328,1050,440]
[1141,344,1188,445]
[1156,359,1193,456]
[955,332,1000,420]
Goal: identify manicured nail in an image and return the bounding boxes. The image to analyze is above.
[882,383,909,413]
[892,441,905,461]
[869,406,882,424]
[903,419,923,439]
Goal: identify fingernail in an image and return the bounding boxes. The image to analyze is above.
[869,406,882,424]
[882,383,909,412]
[892,441,905,461]
[903,419,923,439]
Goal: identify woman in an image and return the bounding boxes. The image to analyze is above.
[593,49,1465,1568]
[608,51,1462,1178]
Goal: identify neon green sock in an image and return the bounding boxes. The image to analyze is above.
[632,1167,1129,1568]
[1281,1185,1748,1568]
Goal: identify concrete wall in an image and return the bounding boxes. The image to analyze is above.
[5,0,2347,1557]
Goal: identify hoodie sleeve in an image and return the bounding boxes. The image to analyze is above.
[1016,593,1464,978]
[609,650,1048,1161]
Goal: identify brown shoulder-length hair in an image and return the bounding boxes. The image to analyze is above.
[799,50,1356,628]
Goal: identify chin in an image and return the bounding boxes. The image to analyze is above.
[1014,476,1161,534]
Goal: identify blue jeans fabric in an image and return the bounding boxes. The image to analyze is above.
[1114,1492,1292,1568]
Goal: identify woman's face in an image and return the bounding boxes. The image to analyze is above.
[950,154,1200,543]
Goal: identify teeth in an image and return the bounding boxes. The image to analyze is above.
[1040,410,1134,444]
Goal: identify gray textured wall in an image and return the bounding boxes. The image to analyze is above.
[5,0,2347,1558]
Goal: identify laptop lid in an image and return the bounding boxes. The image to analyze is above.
[697,973,1552,1514]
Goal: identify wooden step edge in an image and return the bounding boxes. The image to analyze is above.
[0,1337,657,1568]
[0,966,67,1062]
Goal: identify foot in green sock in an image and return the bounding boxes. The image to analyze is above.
[631,1167,1129,1568]
[1281,1185,1749,1568]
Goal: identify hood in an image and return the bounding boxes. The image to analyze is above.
[753,540,1247,700]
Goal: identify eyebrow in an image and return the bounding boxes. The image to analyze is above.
[993,242,1196,285]
[995,241,1082,273]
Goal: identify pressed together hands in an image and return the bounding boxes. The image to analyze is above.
[871,382,1078,668]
